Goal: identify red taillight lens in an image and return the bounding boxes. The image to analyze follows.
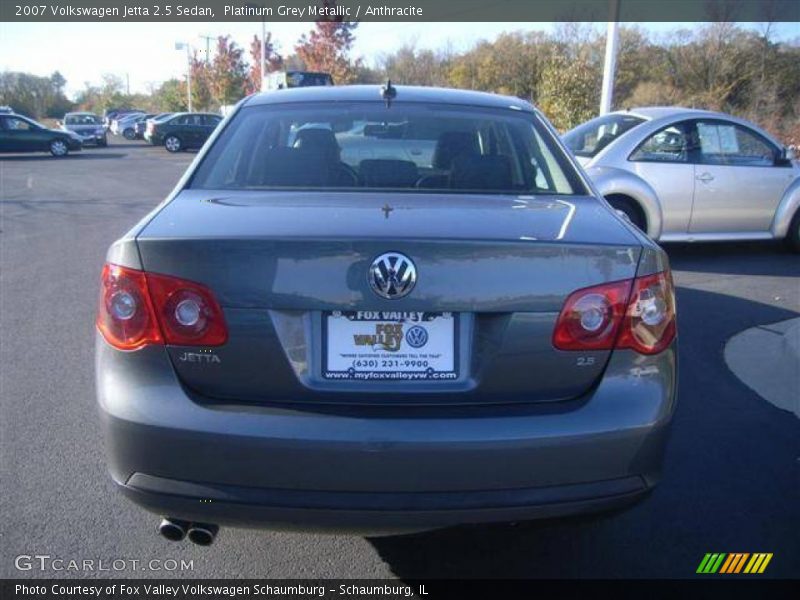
[97,264,227,349]
[553,279,632,350]
[553,270,676,355]
[146,272,227,346]
[617,271,676,355]
[97,264,162,350]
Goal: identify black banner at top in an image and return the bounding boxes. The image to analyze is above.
[2,0,800,22]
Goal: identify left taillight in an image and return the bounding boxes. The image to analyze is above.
[97,264,161,350]
[97,263,227,350]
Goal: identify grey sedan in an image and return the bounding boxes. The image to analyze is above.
[563,107,800,251]
[96,85,677,544]
[61,112,107,147]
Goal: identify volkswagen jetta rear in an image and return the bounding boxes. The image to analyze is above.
[96,86,677,540]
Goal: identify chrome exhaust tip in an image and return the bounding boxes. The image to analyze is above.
[158,517,189,542]
[187,523,219,546]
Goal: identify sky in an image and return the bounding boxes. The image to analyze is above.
[0,21,797,99]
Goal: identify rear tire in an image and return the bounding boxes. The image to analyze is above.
[165,135,182,153]
[123,128,136,140]
[786,210,800,253]
[606,195,647,232]
[49,139,69,157]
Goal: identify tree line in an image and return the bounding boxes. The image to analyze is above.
[1,21,797,143]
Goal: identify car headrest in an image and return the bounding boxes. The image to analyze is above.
[260,147,329,187]
[292,128,340,161]
[432,131,480,170]
[359,159,419,188]
[450,154,513,191]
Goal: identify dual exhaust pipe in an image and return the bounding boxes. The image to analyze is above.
[158,518,218,546]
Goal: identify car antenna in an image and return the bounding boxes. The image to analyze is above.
[381,80,397,108]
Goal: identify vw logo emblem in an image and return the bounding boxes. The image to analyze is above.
[368,252,417,299]
[405,325,428,348]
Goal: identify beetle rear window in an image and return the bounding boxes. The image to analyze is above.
[189,102,585,195]
[563,114,645,158]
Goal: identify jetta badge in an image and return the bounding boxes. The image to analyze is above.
[368,252,417,299]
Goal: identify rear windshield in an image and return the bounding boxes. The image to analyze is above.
[563,113,645,158]
[65,114,101,125]
[189,102,586,195]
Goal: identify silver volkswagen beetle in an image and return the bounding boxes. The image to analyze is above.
[96,86,677,544]
[563,107,800,251]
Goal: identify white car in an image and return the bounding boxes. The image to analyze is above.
[563,107,800,251]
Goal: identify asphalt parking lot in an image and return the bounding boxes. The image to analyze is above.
[1,138,798,579]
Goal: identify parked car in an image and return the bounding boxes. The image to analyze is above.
[143,113,175,143]
[60,112,107,147]
[135,113,172,139]
[119,113,156,140]
[104,108,144,132]
[0,112,82,156]
[563,107,800,251]
[96,85,678,543]
[111,112,145,138]
[0,106,14,114]
[146,112,222,152]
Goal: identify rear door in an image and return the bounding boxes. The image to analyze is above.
[186,114,206,147]
[627,120,695,235]
[200,115,222,145]
[688,119,795,234]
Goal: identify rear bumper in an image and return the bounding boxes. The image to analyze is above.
[97,334,677,532]
[118,473,649,534]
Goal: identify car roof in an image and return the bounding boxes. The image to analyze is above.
[244,85,536,112]
[620,106,731,121]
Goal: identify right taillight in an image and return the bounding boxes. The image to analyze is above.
[553,270,676,355]
[616,271,676,355]
[97,263,227,350]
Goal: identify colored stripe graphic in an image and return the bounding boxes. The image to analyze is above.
[744,553,774,574]
[733,553,750,573]
[699,552,772,575]
[697,553,727,573]
[720,553,749,573]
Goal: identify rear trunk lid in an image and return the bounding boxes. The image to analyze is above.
[136,190,641,405]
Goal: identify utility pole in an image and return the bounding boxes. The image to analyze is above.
[260,17,267,92]
[600,0,620,115]
[246,3,268,92]
[199,35,214,64]
[125,73,130,95]
[175,42,193,112]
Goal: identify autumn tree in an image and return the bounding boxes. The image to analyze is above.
[180,53,213,112]
[295,1,360,84]
[537,51,602,131]
[246,32,284,94]
[380,43,451,87]
[207,36,248,107]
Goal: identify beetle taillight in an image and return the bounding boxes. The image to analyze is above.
[553,270,676,355]
[97,263,227,349]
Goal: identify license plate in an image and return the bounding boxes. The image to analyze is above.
[323,311,457,381]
